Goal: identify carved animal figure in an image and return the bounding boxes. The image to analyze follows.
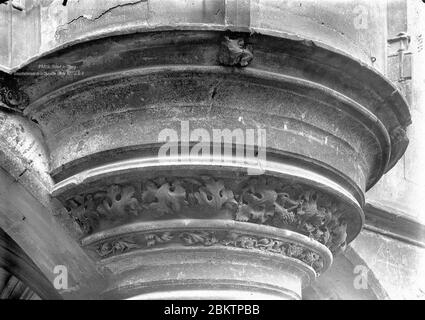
[218,36,253,67]
[296,191,320,225]
[277,193,300,210]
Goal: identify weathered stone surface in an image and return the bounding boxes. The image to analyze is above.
[0,110,51,208]
[16,31,409,193]
[350,230,425,299]
[62,176,352,255]
[0,0,418,300]
[0,228,59,299]
[0,0,388,73]
[0,168,104,299]
[88,220,330,299]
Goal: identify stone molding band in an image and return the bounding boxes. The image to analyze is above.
[26,65,390,172]
[25,64,395,191]
[82,219,333,275]
[52,156,362,209]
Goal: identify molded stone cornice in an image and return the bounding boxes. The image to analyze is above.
[81,219,333,275]
[364,202,425,248]
[0,0,394,75]
[15,32,410,191]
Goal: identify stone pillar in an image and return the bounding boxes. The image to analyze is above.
[0,1,411,299]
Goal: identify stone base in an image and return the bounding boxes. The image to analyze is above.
[84,220,330,300]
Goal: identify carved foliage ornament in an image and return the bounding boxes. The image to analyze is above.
[65,176,348,254]
[91,231,325,273]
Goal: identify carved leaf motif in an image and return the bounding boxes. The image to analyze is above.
[96,238,139,257]
[92,230,324,273]
[96,242,113,257]
[145,232,174,247]
[286,244,304,258]
[194,179,236,210]
[65,176,348,254]
[112,239,139,252]
[321,228,331,245]
[235,185,277,223]
[97,185,139,217]
[277,193,301,210]
[256,238,283,253]
[235,204,252,222]
[301,251,321,267]
[66,194,100,234]
[66,196,85,219]
[297,191,319,219]
[244,186,277,207]
[179,232,218,246]
[310,227,331,245]
[272,203,296,226]
[141,181,158,203]
[235,204,272,223]
[234,235,257,249]
[142,181,187,216]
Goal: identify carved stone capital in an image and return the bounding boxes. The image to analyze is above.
[63,176,349,255]
[0,1,412,300]
[386,126,410,172]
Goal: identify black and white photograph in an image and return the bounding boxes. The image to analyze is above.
[0,0,424,306]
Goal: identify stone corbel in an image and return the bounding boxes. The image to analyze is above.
[0,78,29,113]
[218,36,254,67]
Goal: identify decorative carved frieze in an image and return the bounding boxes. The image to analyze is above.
[90,230,325,273]
[65,176,348,254]
[218,36,253,67]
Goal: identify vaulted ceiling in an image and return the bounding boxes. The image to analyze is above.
[0,267,39,299]
[0,228,56,300]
